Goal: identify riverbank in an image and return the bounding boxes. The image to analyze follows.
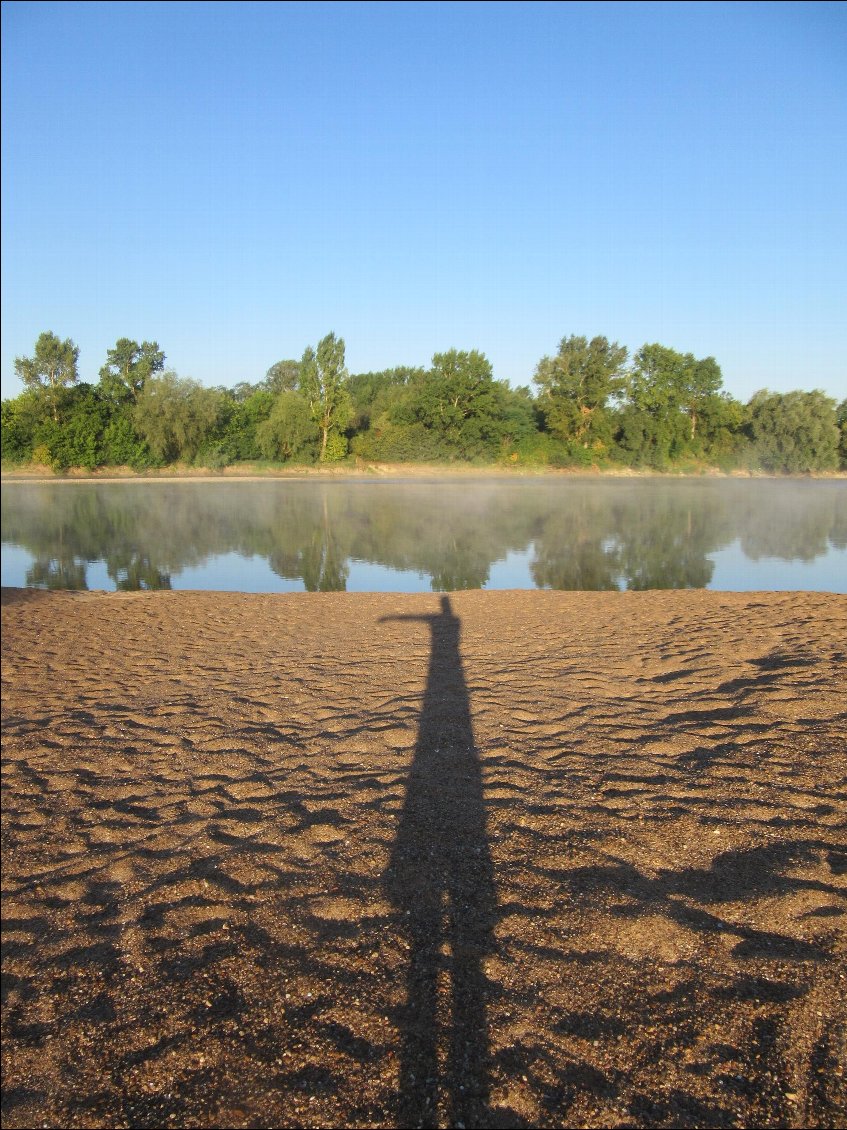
[3,460,847,484]
[2,588,845,1128]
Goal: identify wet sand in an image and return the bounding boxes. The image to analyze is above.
[2,587,846,1128]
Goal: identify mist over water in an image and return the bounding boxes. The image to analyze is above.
[2,479,845,593]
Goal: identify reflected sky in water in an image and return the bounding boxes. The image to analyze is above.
[2,478,845,593]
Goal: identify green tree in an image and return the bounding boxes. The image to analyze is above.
[299,333,351,461]
[14,331,80,421]
[837,399,847,470]
[101,407,152,469]
[132,371,222,463]
[99,338,165,402]
[49,383,110,470]
[534,335,628,446]
[621,344,724,465]
[216,388,275,461]
[347,366,422,432]
[496,383,540,457]
[690,392,744,462]
[256,391,319,462]
[683,356,723,441]
[1,392,42,464]
[746,389,839,473]
[613,403,681,467]
[265,359,301,395]
[628,345,723,440]
[230,381,260,403]
[393,350,508,458]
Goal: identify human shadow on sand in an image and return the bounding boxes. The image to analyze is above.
[381,596,498,1129]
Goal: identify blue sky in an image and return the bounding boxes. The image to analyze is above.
[2,1,845,403]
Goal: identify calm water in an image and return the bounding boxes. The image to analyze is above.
[1,478,845,593]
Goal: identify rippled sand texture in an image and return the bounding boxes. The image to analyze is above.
[2,588,846,1128]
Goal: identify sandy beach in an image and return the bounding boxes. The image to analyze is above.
[2,587,845,1128]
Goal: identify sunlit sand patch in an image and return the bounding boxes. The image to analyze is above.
[2,587,845,1129]
[606,913,700,963]
[304,825,348,845]
[309,896,368,922]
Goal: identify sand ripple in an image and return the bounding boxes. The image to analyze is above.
[2,588,845,1128]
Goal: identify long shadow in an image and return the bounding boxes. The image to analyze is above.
[381,596,498,1129]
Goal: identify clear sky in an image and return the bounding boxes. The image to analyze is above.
[2,0,845,404]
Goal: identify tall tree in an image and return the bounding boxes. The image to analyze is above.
[534,335,628,443]
[299,332,351,461]
[629,343,690,415]
[622,343,725,463]
[99,338,165,401]
[14,331,80,421]
[629,344,723,438]
[680,356,723,440]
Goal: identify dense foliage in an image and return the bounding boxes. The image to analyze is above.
[3,330,844,473]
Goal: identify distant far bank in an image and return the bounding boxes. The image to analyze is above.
[3,459,847,485]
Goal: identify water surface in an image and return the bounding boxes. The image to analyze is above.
[2,478,845,592]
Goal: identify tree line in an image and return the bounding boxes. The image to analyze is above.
[2,329,845,473]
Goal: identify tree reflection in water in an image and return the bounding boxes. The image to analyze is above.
[2,480,844,592]
[25,557,90,591]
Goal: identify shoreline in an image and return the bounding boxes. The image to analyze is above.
[3,461,847,485]
[2,587,845,1128]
